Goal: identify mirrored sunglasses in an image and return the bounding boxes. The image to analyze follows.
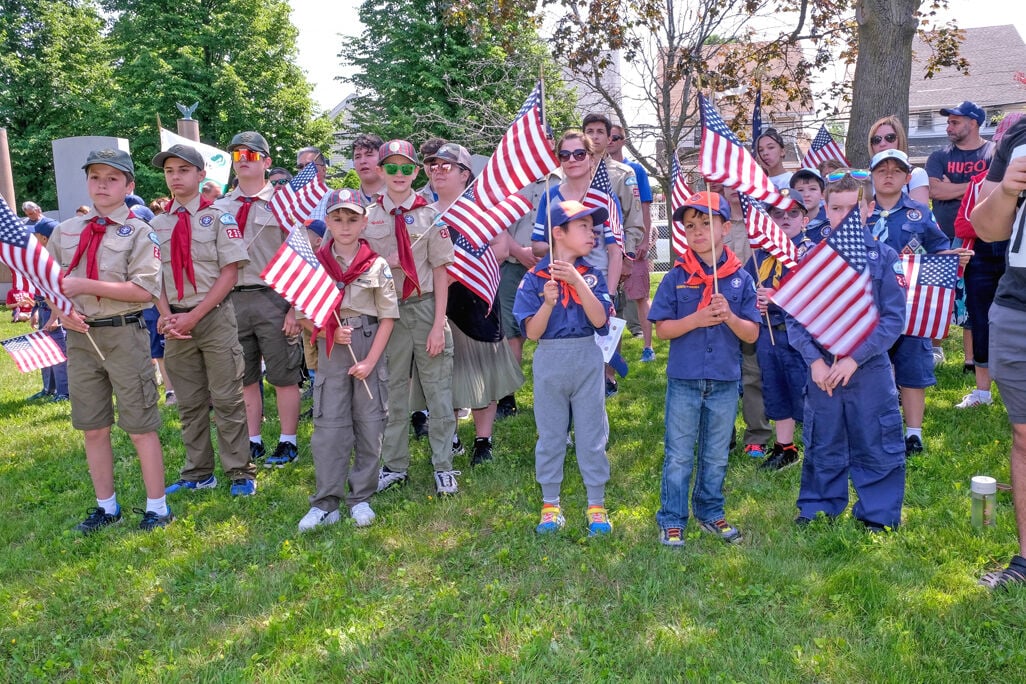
[231,149,265,163]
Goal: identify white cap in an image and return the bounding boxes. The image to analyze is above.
[971,475,997,495]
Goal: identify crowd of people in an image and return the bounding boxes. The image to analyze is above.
[11,103,1025,589]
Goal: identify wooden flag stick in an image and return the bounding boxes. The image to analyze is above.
[85,330,106,361]
[765,311,775,346]
[706,190,719,293]
[333,311,372,399]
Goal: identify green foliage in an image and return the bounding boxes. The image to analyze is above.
[339,169,362,190]
[1,313,1025,679]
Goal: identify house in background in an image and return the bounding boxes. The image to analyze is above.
[908,24,1026,161]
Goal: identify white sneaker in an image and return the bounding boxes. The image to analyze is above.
[434,469,461,496]
[350,502,376,527]
[932,347,946,367]
[376,467,408,493]
[298,506,341,532]
[956,391,992,409]
[457,407,472,420]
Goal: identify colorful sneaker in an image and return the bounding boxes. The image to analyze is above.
[350,502,376,527]
[165,474,217,494]
[250,441,266,461]
[744,443,766,459]
[699,518,743,544]
[760,444,800,471]
[75,506,122,534]
[660,526,685,547]
[264,441,298,468]
[587,505,612,536]
[956,391,992,409]
[641,347,656,363]
[136,507,174,531]
[434,470,461,496]
[905,434,924,456]
[470,437,493,466]
[229,478,257,496]
[376,467,408,493]
[535,504,565,534]
[298,506,340,532]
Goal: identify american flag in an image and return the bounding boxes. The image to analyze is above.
[670,155,693,256]
[900,253,958,339]
[771,205,879,357]
[0,197,73,315]
[268,162,329,230]
[802,125,849,170]
[698,94,795,211]
[752,89,763,154]
[739,193,798,269]
[440,82,559,246]
[441,185,534,251]
[260,225,341,328]
[12,271,37,296]
[584,160,624,252]
[1,331,66,373]
[444,191,533,306]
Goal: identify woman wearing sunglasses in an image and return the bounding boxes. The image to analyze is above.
[867,116,929,204]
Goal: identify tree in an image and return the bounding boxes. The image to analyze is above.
[343,0,578,155]
[0,0,115,207]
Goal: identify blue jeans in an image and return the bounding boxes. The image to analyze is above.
[657,378,738,529]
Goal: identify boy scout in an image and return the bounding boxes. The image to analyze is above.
[214,131,304,470]
[48,149,169,532]
[364,140,460,496]
[151,144,258,497]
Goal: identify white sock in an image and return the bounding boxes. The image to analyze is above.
[976,389,992,401]
[542,498,560,507]
[250,435,263,445]
[279,434,297,446]
[146,496,168,516]
[98,494,118,514]
[906,427,922,439]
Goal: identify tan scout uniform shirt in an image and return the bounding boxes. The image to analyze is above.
[334,247,400,321]
[364,193,453,298]
[214,183,282,286]
[606,158,645,254]
[48,205,162,318]
[151,196,250,307]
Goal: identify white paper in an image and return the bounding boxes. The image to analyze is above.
[595,316,625,363]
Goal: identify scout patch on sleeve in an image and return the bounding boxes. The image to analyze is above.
[148,232,160,246]
[438,227,449,240]
[583,273,599,290]
[225,227,243,240]
[219,214,238,225]
[382,265,393,279]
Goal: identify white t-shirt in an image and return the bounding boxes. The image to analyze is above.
[769,171,794,191]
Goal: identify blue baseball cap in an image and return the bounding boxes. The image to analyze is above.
[549,199,608,229]
[939,101,986,127]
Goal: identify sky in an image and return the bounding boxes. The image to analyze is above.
[290,0,1026,113]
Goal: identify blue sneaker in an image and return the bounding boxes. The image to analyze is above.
[587,505,612,536]
[230,478,257,496]
[165,475,217,494]
[641,347,656,363]
[535,504,565,534]
[264,441,298,468]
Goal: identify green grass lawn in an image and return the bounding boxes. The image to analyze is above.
[1,296,1024,681]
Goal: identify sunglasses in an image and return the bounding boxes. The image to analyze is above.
[870,133,898,146]
[769,208,805,219]
[558,149,589,162]
[825,168,871,183]
[610,134,624,142]
[382,163,417,176]
[270,178,290,187]
[297,161,324,170]
[231,149,265,163]
[428,161,463,174]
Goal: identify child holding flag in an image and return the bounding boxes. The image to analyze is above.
[648,192,760,548]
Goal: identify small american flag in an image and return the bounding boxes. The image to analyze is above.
[260,225,341,328]
[698,94,795,211]
[441,82,559,247]
[268,162,329,229]
[900,253,958,339]
[1,331,66,373]
[802,125,849,170]
[740,193,798,269]
[771,205,879,357]
[442,186,533,251]
[670,155,693,257]
[584,160,623,251]
[0,197,73,315]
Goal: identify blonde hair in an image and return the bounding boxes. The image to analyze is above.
[868,115,909,153]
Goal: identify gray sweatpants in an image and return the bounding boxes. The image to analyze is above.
[533,336,610,503]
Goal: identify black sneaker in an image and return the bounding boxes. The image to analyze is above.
[451,436,465,457]
[135,507,174,531]
[265,441,298,468]
[760,444,800,471]
[250,441,266,461]
[605,379,618,397]
[471,437,493,466]
[905,434,923,456]
[75,506,122,534]
[411,411,429,439]
[496,395,518,419]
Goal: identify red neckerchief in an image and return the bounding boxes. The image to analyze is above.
[381,194,428,300]
[535,262,591,307]
[65,217,110,281]
[169,195,215,300]
[315,238,378,358]
[235,196,256,236]
[673,246,743,309]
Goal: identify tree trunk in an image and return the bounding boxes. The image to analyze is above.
[848,0,922,167]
